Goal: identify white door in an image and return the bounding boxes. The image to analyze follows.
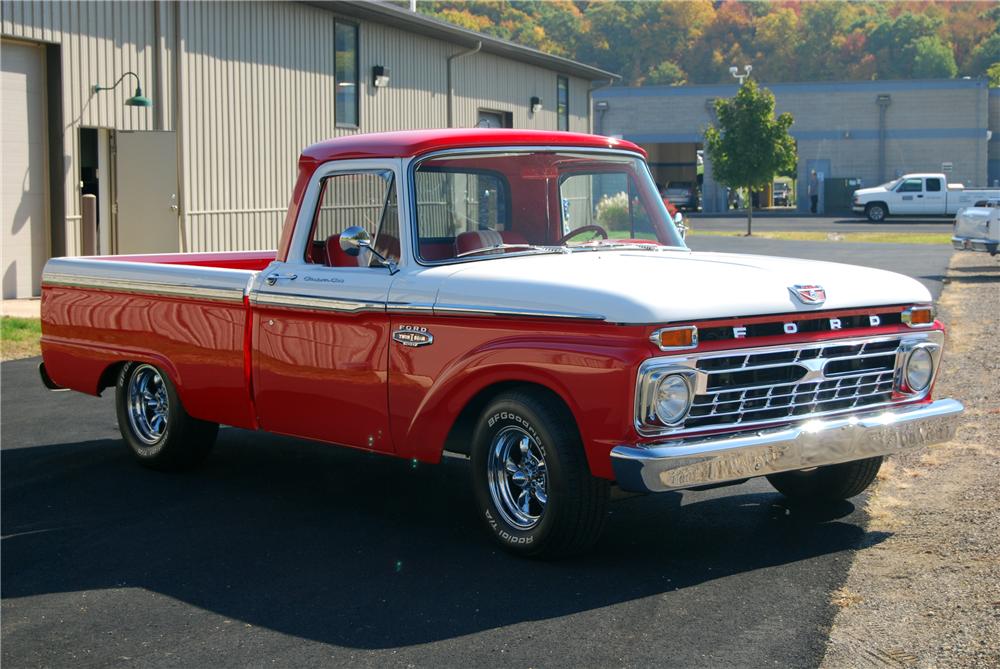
[891,177,924,215]
[1,40,48,298]
[114,131,179,254]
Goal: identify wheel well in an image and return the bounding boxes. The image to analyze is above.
[97,361,127,395]
[442,381,577,457]
[866,201,888,212]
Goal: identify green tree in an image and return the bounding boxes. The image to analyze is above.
[968,34,1000,75]
[704,79,796,236]
[645,61,686,86]
[910,35,958,78]
[987,62,1000,87]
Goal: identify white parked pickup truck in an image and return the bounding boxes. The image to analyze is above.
[952,199,1000,255]
[853,173,1000,222]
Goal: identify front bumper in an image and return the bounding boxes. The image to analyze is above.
[611,399,963,493]
[952,237,998,255]
[852,204,865,213]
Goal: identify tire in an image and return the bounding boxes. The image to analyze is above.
[115,362,218,471]
[767,456,883,503]
[865,202,887,222]
[470,390,610,558]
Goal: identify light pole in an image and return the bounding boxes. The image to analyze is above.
[729,64,752,85]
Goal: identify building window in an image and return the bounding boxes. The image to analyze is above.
[335,22,359,127]
[557,76,569,131]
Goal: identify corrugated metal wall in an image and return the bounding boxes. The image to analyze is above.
[2,0,593,258]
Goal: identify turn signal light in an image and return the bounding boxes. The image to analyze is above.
[902,306,935,327]
[650,325,699,351]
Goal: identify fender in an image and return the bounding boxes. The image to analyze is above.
[41,337,184,400]
[393,332,648,477]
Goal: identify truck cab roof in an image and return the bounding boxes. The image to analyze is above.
[299,129,645,168]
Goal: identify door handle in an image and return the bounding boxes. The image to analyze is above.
[917,194,923,198]
[265,273,298,286]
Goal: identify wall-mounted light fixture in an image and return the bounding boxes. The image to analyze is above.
[92,71,151,107]
[372,65,390,88]
[594,100,609,111]
[530,96,542,114]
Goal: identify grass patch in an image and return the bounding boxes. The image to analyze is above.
[1,317,42,361]
[689,230,951,245]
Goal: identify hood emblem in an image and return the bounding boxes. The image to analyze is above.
[789,284,826,305]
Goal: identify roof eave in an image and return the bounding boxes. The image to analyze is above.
[305,0,619,82]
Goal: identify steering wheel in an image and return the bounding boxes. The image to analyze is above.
[558,225,609,244]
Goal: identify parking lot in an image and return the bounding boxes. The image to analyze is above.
[1,232,959,667]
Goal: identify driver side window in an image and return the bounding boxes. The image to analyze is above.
[897,178,923,193]
[306,170,398,267]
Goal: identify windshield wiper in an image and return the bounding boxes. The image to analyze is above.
[455,243,564,258]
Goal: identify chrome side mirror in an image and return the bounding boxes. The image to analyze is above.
[339,226,372,257]
[673,212,688,239]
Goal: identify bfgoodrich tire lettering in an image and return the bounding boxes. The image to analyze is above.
[115,362,219,471]
[470,390,609,557]
[767,456,883,502]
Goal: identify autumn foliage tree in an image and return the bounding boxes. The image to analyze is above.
[704,79,797,236]
[412,1,999,86]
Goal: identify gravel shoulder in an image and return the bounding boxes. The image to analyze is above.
[821,252,1000,668]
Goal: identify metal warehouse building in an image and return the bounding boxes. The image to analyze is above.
[1,0,615,299]
[594,78,999,214]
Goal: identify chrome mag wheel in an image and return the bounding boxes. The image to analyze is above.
[487,426,548,530]
[127,364,169,445]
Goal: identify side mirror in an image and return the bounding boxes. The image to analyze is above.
[339,226,372,257]
[673,212,688,239]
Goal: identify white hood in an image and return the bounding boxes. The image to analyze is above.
[427,249,931,324]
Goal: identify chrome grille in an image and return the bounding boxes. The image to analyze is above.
[685,339,900,430]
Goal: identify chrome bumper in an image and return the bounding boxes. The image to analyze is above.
[952,237,998,254]
[611,399,963,493]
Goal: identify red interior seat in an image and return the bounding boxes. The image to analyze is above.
[455,230,528,256]
[325,234,360,267]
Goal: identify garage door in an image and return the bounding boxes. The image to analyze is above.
[1,40,48,299]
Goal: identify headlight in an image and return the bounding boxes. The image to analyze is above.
[655,374,692,425]
[905,347,934,392]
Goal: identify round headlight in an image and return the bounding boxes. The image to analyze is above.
[655,374,692,425]
[905,347,933,392]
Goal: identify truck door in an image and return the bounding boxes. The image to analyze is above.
[251,165,401,454]
[923,177,946,215]
[892,177,925,215]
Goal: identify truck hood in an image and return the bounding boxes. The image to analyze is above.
[428,249,931,323]
[853,185,888,198]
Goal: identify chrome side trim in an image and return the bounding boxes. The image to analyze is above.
[41,258,254,304]
[612,398,964,493]
[251,291,386,313]
[432,303,605,320]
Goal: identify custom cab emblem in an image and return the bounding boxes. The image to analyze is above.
[393,325,434,347]
[789,284,826,305]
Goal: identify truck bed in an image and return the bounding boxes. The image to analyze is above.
[40,251,276,430]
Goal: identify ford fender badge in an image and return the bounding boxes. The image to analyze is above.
[789,284,826,305]
[393,326,434,347]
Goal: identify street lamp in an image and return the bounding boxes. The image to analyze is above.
[729,64,752,85]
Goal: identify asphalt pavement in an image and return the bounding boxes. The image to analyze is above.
[691,212,955,235]
[2,237,956,667]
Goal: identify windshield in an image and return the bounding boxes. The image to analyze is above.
[880,178,902,190]
[411,150,685,263]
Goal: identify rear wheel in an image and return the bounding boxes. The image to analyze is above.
[865,202,887,222]
[767,456,883,503]
[470,390,609,558]
[115,362,218,471]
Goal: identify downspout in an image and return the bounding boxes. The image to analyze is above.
[589,77,614,135]
[447,41,481,128]
[174,0,188,252]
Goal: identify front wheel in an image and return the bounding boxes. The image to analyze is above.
[470,390,609,557]
[767,456,883,503]
[865,203,887,222]
[115,362,218,471]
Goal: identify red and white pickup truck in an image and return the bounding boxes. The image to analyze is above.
[40,130,963,556]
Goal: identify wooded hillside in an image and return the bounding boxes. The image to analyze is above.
[411,1,1000,86]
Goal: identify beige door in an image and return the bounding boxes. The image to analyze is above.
[1,40,48,298]
[114,131,179,254]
